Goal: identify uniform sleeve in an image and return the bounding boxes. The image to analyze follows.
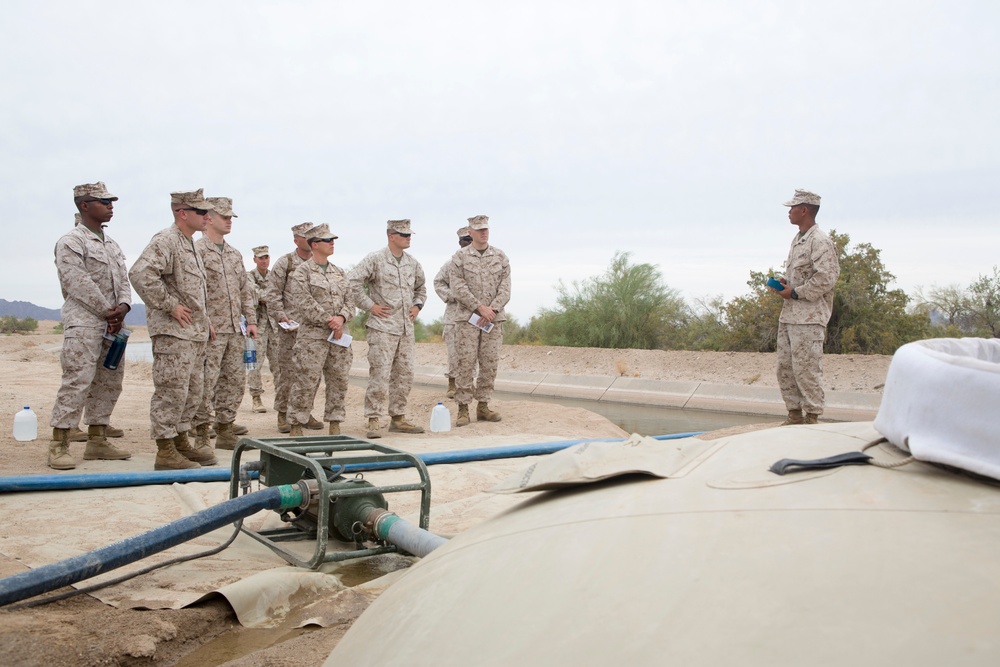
[265,256,289,322]
[54,236,114,317]
[490,251,512,311]
[110,241,133,309]
[129,237,180,315]
[237,262,257,326]
[348,255,377,312]
[433,261,453,304]
[796,236,840,302]
[412,261,427,308]
[450,250,479,312]
[338,267,356,323]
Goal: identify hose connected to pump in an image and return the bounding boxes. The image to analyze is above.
[365,508,448,558]
[0,481,313,609]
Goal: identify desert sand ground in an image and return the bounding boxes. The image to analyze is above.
[0,323,891,666]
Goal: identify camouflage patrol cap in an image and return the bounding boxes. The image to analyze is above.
[292,222,314,237]
[252,245,269,258]
[304,223,337,240]
[170,189,214,210]
[387,219,414,235]
[73,182,118,201]
[205,197,238,218]
[457,226,470,237]
[783,189,821,206]
[467,215,489,230]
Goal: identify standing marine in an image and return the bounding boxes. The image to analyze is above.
[48,182,132,469]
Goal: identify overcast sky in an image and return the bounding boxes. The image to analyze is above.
[2,1,998,323]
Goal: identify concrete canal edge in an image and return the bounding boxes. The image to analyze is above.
[349,362,881,422]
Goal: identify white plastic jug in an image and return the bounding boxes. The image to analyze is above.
[430,402,451,432]
[13,406,37,442]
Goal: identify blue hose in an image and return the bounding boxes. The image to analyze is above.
[0,433,700,494]
[0,484,305,608]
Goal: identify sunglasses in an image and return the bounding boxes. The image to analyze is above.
[316,237,335,243]
[393,232,412,238]
[177,207,210,216]
[86,197,114,205]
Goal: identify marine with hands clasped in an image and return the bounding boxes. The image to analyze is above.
[129,189,217,470]
[450,215,511,427]
[265,223,324,433]
[193,197,257,454]
[769,189,841,425]
[246,245,279,414]
[433,226,474,399]
[48,182,133,470]
[285,224,355,436]
[348,219,427,438]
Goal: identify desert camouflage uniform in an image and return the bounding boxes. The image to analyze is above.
[50,225,132,429]
[265,251,309,412]
[287,260,355,425]
[450,244,511,405]
[349,248,427,419]
[246,267,279,397]
[434,258,462,380]
[194,237,256,427]
[129,225,210,439]
[777,225,840,415]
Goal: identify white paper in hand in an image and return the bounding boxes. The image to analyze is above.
[327,331,352,347]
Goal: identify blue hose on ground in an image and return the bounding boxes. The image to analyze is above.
[0,483,306,608]
[0,433,701,494]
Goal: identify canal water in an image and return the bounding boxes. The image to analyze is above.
[126,342,775,435]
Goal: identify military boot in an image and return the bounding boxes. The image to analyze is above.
[106,425,124,438]
[476,402,502,422]
[215,422,239,450]
[456,404,470,428]
[389,415,425,434]
[304,415,323,430]
[67,427,87,442]
[780,409,804,426]
[366,418,382,439]
[194,423,211,449]
[83,425,132,460]
[329,421,341,435]
[154,438,199,470]
[446,377,456,399]
[251,395,267,413]
[175,430,217,466]
[289,423,304,437]
[803,413,821,425]
[48,427,75,470]
[277,411,291,434]
[233,423,249,435]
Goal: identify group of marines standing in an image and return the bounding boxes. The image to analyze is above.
[47,183,512,471]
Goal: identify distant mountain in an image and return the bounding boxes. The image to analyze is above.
[125,303,147,326]
[0,299,147,325]
[0,299,61,320]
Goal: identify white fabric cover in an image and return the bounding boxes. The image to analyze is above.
[874,337,1000,480]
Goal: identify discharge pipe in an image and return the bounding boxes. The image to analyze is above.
[365,508,449,558]
[0,482,312,608]
[0,433,700,494]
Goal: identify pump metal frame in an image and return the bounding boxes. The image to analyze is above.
[229,435,433,569]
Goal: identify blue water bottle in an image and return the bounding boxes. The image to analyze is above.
[103,329,130,370]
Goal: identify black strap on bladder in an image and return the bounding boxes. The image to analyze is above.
[769,452,873,475]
